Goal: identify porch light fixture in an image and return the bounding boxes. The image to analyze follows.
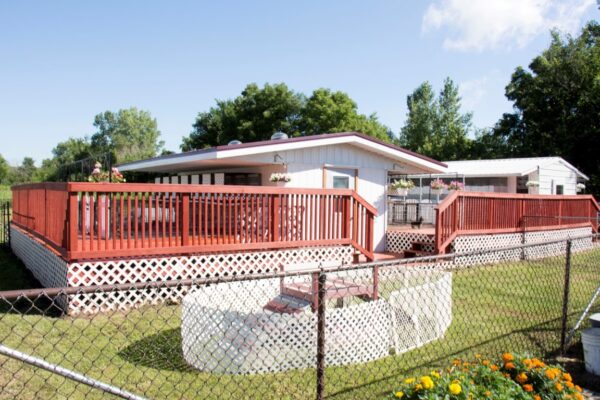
[274,153,285,164]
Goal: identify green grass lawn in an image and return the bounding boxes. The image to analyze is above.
[0,247,598,399]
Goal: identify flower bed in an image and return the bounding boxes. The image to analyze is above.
[391,353,585,399]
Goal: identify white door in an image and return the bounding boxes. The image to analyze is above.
[325,168,356,190]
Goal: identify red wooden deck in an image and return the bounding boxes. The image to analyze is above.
[11,183,378,262]
[435,192,599,253]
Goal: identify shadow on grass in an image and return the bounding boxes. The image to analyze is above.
[118,328,192,372]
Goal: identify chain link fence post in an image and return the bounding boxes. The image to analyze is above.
[560,239,573,354]
[316,267,326,400]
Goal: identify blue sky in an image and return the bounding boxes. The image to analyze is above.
[1,1,597,164]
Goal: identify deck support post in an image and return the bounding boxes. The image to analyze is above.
[316,268,326,400]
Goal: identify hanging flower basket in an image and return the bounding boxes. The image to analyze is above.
[270,173,291,186]
[391,179,414,196]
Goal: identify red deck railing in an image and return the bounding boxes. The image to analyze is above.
[11,183,377,261]
[434,192,600,254]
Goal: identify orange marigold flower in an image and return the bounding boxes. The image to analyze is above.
[545,368,559,380]
[534,395,541,400]
[523,384,534,392]
[575,385,583,392]
[504,362,515,370]
[575,393,584,400]
[532,358,546,368]
[516,372,528,384]
[555,382,563,392]
[502,353,514,363]
[490,365,499,371]
[484,391,491,397]
[482,360,490,366]
[563,372,572,382]
[452,359,461,366]
[566,381,575,389]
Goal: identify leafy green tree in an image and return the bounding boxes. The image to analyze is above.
[38,137,92,181]
[91,108,164,163]
[300,88,390,141]
[0,154,9,184]
[181,83,392,150]
[6,157,38,184]
[398,78,473,160]
[493,22,600,194]
[183,83,304,150]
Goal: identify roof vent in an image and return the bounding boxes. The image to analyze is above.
[228,140,242,145]
[271,131,289,140]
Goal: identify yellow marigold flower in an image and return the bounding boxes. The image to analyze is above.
[490,364,499,371]
[523,384,534,392]
[502,353,514,363]
[482,359,490,366]
[475,353,482,358]
[516,372,528,384]
[484,390,491,397]
[504,362,515,370]
[431,371,440,379]
[414,383,423,391]
[563,372,572,382]
[394,391,404,398]
[555,382,563,392]
[420,376,434,390]
[403,378,415,384]
[575,393,584,400]
[448,383,462,395]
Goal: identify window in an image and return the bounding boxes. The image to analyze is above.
[332,176,350,189]
[517,176,528,194]
[556,185,564,195]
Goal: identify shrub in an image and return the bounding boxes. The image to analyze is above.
[390,353,584,400]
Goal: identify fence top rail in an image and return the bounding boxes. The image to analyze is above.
[435,191,599,212]
[12,182,356,196]
[11,182,68,191]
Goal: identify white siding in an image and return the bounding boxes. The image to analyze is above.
[537,161,578,195]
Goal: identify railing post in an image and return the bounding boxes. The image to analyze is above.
[316,267,326,400]
[342,196,350,239]
[271,195,280,242]
[182,193,190,246]
[560,239,572,354]
[68,190,78,256]
[434,208,441,254]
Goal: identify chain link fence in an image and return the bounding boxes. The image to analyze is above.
[0,235,599,399]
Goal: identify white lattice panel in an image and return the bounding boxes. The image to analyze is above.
[453,227,593,266]
[386,231,435,253]
[181,271,451,374]
[10,226,68,289]
[67,246,353,315]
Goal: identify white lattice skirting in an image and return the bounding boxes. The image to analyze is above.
[10,225,354,315]
[453,227,593,266]
[386,231,435,253]
[181,270,452,374]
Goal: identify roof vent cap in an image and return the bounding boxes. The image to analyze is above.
[271,132,289,140]
[228,140,242,145]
